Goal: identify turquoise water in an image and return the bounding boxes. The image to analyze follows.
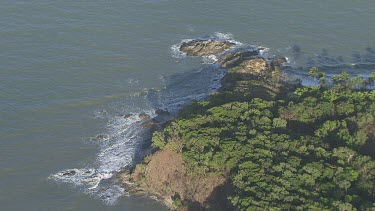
[1,1,375,210]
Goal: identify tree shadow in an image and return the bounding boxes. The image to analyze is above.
[183,179,234,211]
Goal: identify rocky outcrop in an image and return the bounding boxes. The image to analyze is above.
[231,57,269,75]
[218,50,259,68]
[179,39,235,56]
[220,58,271,89]
[118,148,231,210]
[218,55,296,101]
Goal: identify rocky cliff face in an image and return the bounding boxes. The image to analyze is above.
[118,38,291,210]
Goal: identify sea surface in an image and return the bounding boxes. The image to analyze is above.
[1,1,375,210]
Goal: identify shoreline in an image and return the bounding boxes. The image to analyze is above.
[117,38,375,210]
[117,38,293,210]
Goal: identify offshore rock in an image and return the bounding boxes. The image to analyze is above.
[179,39,235,56]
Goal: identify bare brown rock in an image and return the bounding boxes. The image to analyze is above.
[219,57,296,100]
[237,58,269,74]
[218,50,259,68]
[220,58,270,89]
[180,39,235,56]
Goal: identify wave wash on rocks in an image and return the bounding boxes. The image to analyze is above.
[117,37,295,210]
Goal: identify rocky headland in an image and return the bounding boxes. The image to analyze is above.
[118,39,291,210]
[117,38,375,211]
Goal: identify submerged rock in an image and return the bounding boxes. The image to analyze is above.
[140,119,158,130]
[62,170,76,176]
[120,114,133,119]
[96,134,107,140]
[179,39,235,56]
[155,108,170,115]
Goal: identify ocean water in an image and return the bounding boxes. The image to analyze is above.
[1,1,375,210]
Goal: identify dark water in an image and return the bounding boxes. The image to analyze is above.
[1,1,375,210]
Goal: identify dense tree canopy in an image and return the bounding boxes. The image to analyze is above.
[152,70,375,210]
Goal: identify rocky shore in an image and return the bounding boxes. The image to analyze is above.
[117,38,292,210]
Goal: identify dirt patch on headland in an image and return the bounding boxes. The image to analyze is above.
[119,148,231,210]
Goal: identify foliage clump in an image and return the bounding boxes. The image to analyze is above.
[151,69,375,210]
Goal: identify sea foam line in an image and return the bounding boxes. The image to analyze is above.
[49,107,156,205]
[50,32,264,205]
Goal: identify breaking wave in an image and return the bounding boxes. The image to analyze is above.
[49,105,156,204]
[49,79,225,204]
[50,34,233,205]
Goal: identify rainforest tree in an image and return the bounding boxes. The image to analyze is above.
[152,69,375,210]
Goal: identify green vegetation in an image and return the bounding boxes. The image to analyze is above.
[152,69,375,210]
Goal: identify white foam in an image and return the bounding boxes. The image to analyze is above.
[284,57,290,64]
[258,47,270,57]
[214,32,233,40]
[95,184,126,205]
[202,55,218,64]
[170,38,192,58]
[50,108,156,205]
[127,78,139,85]
[214,32,243,46]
